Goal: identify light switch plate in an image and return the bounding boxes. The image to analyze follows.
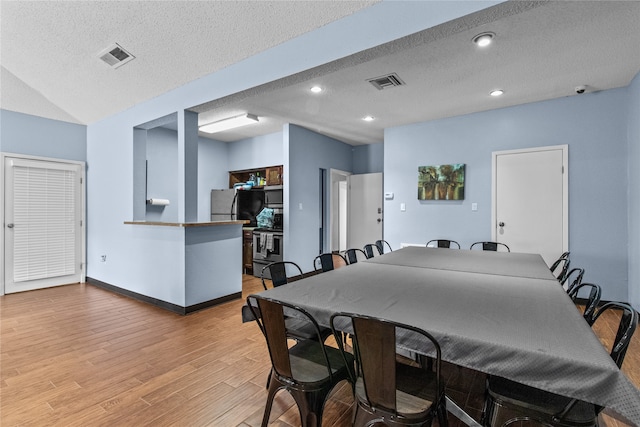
[472,203,478,211]
[400,203,406,212]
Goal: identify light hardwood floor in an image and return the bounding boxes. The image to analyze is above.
[1,275,638,426]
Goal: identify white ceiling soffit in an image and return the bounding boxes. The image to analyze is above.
[0,0,379,125]
[192,0,640,145]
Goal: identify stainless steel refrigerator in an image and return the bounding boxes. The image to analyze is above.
[211,189,236,221]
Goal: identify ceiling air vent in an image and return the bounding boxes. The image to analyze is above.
[98,43,135,69]
[367,73,405,90]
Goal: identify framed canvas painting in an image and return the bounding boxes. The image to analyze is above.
[418,164,465,200]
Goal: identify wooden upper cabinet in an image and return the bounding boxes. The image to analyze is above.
[229,165,283,188]
[266,166,283,186]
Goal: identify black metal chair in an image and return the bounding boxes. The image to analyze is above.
[313,252,347,273]
[470,241,510,252]
[426,239,460,249]
[363,243,383,259]
[562,267,585,294]
[483,301,638,427]
[257,261,333,391]
[550,257,570,283]
[247,295,354,427]
[330,312,448,427]
[375,239,393,254]
[260,261,303,290]
[344,248,368,265]
[567,282,601,325]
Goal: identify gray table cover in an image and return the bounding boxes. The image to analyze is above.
[253,248,640,425]
[366,245,558,280]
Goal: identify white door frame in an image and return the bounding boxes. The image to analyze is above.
[329,169,351,253]
[1,152,86,296]
[491,144,568,253]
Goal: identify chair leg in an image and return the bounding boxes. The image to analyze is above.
[437,398,449,427]
[261,372,283,427]
[417,354,434,371]
[265,368,272,389]
[289,386,330,427]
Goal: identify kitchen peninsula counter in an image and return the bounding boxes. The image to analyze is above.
[120,219,248,314]
[124,220,248,227]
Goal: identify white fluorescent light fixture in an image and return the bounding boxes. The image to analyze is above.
[490,89,504,97]
[199,114,259,134]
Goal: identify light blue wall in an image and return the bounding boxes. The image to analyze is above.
[228,131,284,172]
[199,137,229,220]
[286,124,353,273]
[628,71,640,310]
[0,109,86,162]
[353,142,384,174]
[145,127,179,222]
[385,89,630,302]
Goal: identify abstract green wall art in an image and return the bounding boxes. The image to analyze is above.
[418,164,465,200]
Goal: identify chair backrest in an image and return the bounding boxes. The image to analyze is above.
[550,257,570,282]
[375,239,393,254]
[590,301,638,368]
[363,243,382,259]
[470,241,510,252]
[314,252,347,273]
[344,248,368,265]
[330,313,443,416]
[426,239,460,249]
[247,295,334,382]
[568,282,601,324]
[261,261,303,290]
[562,267,585,293]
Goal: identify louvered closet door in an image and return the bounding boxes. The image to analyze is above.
[4,157,84,293]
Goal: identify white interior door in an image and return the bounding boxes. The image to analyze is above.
[3,155,85,294]
[348,172,383,249]
[492,145,568,265]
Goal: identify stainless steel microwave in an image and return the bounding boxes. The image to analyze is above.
[264,185,283,208]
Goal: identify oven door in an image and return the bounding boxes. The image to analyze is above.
[252,231,284,277]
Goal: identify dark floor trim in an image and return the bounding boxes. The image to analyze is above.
[86,277,241,315]
[185,292,242,314]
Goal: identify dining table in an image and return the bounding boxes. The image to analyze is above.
[247,246,640,426]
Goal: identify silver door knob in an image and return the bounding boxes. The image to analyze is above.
[7,223,14,228]
[377,218,382,223]
[498,222,505,227]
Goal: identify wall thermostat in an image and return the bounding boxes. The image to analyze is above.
[384,192,394,200]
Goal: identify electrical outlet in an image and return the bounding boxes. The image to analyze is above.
[100,255,107,262]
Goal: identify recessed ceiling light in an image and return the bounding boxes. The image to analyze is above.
[310,86,323,93]
[363,116,375,122]
[490,90,504,97]
[473,32,495,47]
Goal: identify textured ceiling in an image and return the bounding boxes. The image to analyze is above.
[192,0,640,144]
[2,1,640,146]
[0,0,378,124]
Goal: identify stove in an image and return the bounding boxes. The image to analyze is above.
[252,229,284,278]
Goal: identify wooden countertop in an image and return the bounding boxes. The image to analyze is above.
[124,220,249,227]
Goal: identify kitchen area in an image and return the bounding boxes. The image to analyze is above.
[211,165,284,279]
